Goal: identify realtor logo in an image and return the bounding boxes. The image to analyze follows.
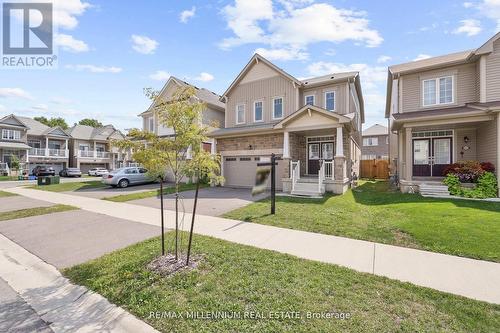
[1,2,57,68]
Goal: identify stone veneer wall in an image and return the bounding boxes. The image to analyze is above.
[216,133,283,152]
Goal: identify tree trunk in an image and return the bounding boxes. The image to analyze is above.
[175,182,179,261]
[186,172,200,265]
[160,177,165,256]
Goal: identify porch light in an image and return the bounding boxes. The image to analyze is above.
[463,136,470,144]
[248,144,253,150]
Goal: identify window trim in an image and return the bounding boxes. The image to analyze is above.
[421,75,454,107]
[363,137,379,146]
[148,116,154,132]
[304,94,315,106]
[324,91,336,111]
[272,96,284,120]
[1,129,21,141]
[253,100,264,123]
[236,103,246,124]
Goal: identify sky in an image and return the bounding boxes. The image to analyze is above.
[0,0,499,131]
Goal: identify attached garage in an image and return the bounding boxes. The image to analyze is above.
[79,163,108,174]
[29,162,65,174]
[222,155,285,190]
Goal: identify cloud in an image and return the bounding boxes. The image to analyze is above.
[194,72,215,82]
[54,33,89,52]
[50,97,72,105]
[220,0,382,57]
[66,64,123,73]
[377,55,392,63]
[463,2,474,8]
[149,70,171,81]
[255,47,309,60]
[32,104,49,111]
[53,0,91,30]
[453,19,482,36]
[180,6,196,23]
[413,54,432,61]
[0,88,33,100]
[0,104,6,112]
[131,35,158,54]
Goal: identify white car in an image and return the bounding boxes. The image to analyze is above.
[88,167,109,176]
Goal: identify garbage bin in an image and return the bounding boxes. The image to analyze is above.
[37,176,60,185]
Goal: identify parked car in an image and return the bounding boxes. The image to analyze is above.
[88,167,109,176]
[59,168,82,177]
[102,167,152,188]
[32,166,55,177]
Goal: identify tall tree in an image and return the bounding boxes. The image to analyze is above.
[34,116,69,130]
[78,118,103,128]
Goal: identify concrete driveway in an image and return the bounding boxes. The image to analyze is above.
[129,187,269,216]
[64,182,160,199]
[0,210,159,269]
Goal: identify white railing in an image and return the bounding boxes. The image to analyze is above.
[290,160,300,192]
[29,148,46,156]
[318,160,325,194]
[96,151,110,158]
[78,150,111,158]
[78,150,94,158]
[324,160,334,180]
[48,149,68,157]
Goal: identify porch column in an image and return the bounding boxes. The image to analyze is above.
[405,127,412,181]
[334,126,346,181]
[26,149,29,163]
[398,130,404,179]
[65,139,68,157]
[283,131,290,159]
[497,114,500,197]
[93,141,96,158]
[45,137,49,157]
[211,139,217,155]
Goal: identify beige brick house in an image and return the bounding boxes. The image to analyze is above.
[209,54,364,196]
[386,32,500,196]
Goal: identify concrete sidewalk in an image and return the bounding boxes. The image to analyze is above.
[6,187,500,305]
[0,233,159,333]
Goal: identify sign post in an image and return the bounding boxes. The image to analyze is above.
[255,153,278,215]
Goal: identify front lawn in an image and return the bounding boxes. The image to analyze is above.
[0,204,77,221]
[28,180,107,192]
[102,183,204,202]
[63,233,500,333]
[0,176,18,181]
[224,181,500,262]
[0,190,17,197]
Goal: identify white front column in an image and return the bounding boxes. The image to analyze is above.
[93,141,97,158]
[186,145,192,159]
[405,127,412,181]
[26,149,29,163]
[497,114,500,197]
[283,131,290,158]
[211,139,217,155]
[335,126,344,157]
[45,137,49,157]
[398,130,404,179]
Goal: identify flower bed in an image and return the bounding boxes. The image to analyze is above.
[443,161,498,198]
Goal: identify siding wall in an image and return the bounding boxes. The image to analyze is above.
[476,118,498,169]
[361,134,389,158]
[485,39,500,102]
[400,63,478,113]
[299,82,348,114]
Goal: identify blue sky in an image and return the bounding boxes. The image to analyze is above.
[0,0,499,131]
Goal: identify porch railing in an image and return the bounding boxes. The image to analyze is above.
[29,148,68,158]
[96,151,110,158]
[318,160,325,194]
[290,160,300,192]
[78,150,111,159]
[48,149,68,157]
[324,160,334,180]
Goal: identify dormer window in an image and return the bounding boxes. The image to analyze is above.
[305,95,314,106]
[422,76,453,106]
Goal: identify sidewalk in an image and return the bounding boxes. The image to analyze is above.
[6,187,500,305]
[0,233,159,333]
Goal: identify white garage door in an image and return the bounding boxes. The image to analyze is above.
[80,163,107,174]
[223,156,285,190]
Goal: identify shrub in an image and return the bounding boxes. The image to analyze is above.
[480,162,496,173]
[443,174,462,196]
[444,172,498,199]
[442,160,491,183]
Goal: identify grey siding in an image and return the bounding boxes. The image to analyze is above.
[476,118,498,169]
[299,82,348,114]
[485,39,500,102]
[361,134,389,159]
[202,107,225,128]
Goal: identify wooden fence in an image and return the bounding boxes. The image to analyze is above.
[360,159,389,179]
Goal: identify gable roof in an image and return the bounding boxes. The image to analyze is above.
[362,124,387,136]
[68,124,124,141]
[274,104,351,129]
[301,72,359,87]
[16,116,70,137]
[220,53,302,100]
[0,114,29,128]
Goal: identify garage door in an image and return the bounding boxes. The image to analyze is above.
[222,156,285,190]
[80,163,107,174]
[29,163,65,174]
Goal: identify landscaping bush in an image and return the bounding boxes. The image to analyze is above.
[442,160,493,183]
[480,162,496,173]
[444,172,498,199]
[443,174,462,196]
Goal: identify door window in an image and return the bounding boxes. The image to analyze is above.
[433,138,451,164]
[309,144,320,160]
[413,140,429,165]
[322,143,334,159]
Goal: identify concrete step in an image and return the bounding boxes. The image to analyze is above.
[419,183,450,197]
[291,190,323,197]
[295,177,319,183]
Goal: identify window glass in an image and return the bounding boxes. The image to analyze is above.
[423,80,436,106]
[2,129,20,140]
[125,168,138,174]
[325,92,335,111]
[439,77,453,104]
[254,101,263,121]
[309,144,320,159]
[236,104,245,123]
[273,98,283,118]
[305,95,314,106]
[413,140,430,165]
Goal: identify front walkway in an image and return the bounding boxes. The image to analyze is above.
[6,187,500,305]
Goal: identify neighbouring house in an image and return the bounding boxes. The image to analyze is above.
[361,124,389,160]
[67,124,131,173]
[0,114,70,175]
[208,54,364,196]
[386,32,500,196]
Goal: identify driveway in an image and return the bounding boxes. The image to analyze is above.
[128,187,269,216]
[64,182,160,199]
[0,210,159,269]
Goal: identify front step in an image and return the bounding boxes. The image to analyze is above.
[419,184,450,197]
[291,181,323,197]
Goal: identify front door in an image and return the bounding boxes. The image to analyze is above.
[412,137,452,177]
[308,142,334,175]
[432,137,452,176]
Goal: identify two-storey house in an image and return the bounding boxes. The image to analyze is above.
[209,54,364,196]
[0,114,70,174]
[361,124,389,160]
[386,32,500,195]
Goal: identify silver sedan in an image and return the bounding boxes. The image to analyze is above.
[102,167,153,188]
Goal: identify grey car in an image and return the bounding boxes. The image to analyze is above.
[102,167,153,188]
[59,168,82,177]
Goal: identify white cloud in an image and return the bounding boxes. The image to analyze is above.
[220,0,383,56]
[413,54,432,61]
[131,35,158,54]
[377,55,392,63]
[194,72,215,82]
[54,34,89,52]
[463,2,474,8]
[0,88,33,100]
[66,64,123,73]
[53,0,91,30]
[32,104,48,111]
[324,48,336,56]
[149,70,171,81]
[453,19,482,36]
[0,104,6,112]
[255,47,309,60]
[180,6,196,23]
[50,97,72,105]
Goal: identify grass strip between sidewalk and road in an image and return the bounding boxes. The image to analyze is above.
[27,180,107,192]
[102,183,204,202]
[63,232,500,333]
[0,176,19,182]
[0,205,78,222]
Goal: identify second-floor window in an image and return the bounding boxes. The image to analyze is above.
[325,91,335,111]
[147,116,154,132]
[28,139,41,148]
[236,104,245,124]
[273,97,283,119]
[305,95,314,106]
[422,76,453,106]
[363,137,378,146]
[2,129,21,141]
[254,101,263,122]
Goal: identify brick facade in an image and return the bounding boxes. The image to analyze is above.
[217,133,283,152]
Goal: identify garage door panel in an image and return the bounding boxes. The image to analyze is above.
[223,156,284,190]
[80,164,107,174]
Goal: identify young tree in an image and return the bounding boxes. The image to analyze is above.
[78,118,103,128]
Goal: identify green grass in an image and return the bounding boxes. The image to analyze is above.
[102,183,203,202]
[223,181,500,262]
[0,204,77,221]
[63,232,500,333]
[0,176,18,181]
[28,180,107,192]
[0,190,17,197]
